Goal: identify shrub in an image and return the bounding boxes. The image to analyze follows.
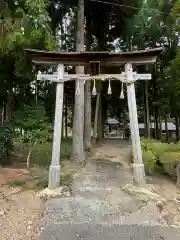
[0,122,13,165]
[150,142,169,160]
[141,138,158,150]
[142,150,156,175]
[14,104,53,168]
[141,138,180,179]
[159,152,180,178]
[141,138,178,161]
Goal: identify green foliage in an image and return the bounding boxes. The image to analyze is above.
[14,104,53,168]
[142,150,156,175]
[30,142,52,167]
[30,167,73,189]
[159,152,180,178]
[141,138,180,177]
[149,142,171,160]
[8,179,26,186]
[0,0,56,54]
[141,138,158,151]
[159,151,180,165]
[31,140,72,167]
[14,139,72,167]
[0,122,13,165]
[14,104,52,145]
[0,0,56,108]
[118,0,180,123]
[171,2,180,33]
[141,138,177,160]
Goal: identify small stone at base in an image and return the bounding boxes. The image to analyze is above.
[37,187,71,200]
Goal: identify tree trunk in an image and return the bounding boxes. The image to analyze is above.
[72,0,85,164]
[101,94,107,139]
[5,90,13,122]
[84,81,92,150]
[84,11,92,151]
[164,113,169,142]
[61,103,64,139]
[93,93,100,143]
[1,101,5,123]
[143,81,150,138]
[153,108,156,139]
[145,81,150,138]
[65,96,68,138]
[97,93,103,140]
[159,108,162,141]
[27,141,37,169]
[35,77,38,104]
[152,66,159,139]
[142,82,147,138]
[175,115,179,142]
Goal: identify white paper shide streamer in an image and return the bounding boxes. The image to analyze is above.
[92,79,97,96]
[108,79,112,95]
[120,81,124,99]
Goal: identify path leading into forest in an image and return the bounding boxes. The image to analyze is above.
[40,139,180,240]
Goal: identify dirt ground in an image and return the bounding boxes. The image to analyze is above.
[0,161,80,240]
[0,168,44,240]
[149,174,180,226]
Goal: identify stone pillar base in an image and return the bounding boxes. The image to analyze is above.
[48,165,61,189]
[133,163,146,185]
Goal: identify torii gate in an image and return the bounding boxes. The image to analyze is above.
[26,48,163,189]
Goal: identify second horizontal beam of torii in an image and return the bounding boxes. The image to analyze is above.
[37,72,151,82]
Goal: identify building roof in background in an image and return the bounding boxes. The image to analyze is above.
[127,122,176,131]
[107,118,119,125]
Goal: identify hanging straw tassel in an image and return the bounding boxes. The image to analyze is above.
[120,81,124,99]
[75,79,80,95]
[108,79,112,95]
[92,79,97,96]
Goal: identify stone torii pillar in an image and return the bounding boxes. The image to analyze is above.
[125,63,145,184]
[37,64,64,189]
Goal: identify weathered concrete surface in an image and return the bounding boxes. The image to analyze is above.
[39,139,180,239]
[40,224,180,240]
[122,184,165,202]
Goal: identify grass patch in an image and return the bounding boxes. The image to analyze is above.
[29,167,73,190]
[13,138,72,167]
[10,139,73,190]
[8,179,26,186]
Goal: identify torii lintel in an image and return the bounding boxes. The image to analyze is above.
[26,48,163,66]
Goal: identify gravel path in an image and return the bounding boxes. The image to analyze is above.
[40,139,180,239]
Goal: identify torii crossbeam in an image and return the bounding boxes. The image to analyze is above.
[26,47,163,189]
[37,72,152,82]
